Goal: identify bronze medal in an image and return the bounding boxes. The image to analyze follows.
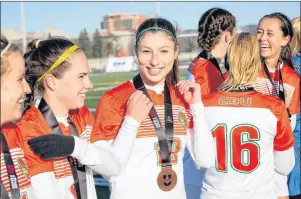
[157,167,177,191]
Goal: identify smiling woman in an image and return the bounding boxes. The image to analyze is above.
[0,36,32,199]
[8,37,121,199]
[255,12,300,199]
[90,17,215,199]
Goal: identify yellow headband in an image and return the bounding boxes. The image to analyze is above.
[37,45,79,82]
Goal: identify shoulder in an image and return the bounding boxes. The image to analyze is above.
[282,62,300,81]
[1,123,24,149]
[17,106,50,138]
[102,81,135,103]
[188,57,211,74]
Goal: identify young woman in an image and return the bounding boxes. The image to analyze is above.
[184,7,237,199]
[185,7,236,95]
[0,36,33,199]
[256,12,300,199]
[16,37,121,199]
[200,32,295,199]
[88,17,215,199]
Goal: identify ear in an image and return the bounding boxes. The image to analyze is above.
[44,74,57,91]
[224,31,232,44]
[281,35,291,47]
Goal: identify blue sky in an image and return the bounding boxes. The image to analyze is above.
[1,2,300,36]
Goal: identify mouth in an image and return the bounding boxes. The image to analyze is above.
[147,67,164,75]
[78,93,86,98]
[260,44,270,51]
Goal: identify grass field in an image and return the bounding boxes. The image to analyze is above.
[85,68,187,110]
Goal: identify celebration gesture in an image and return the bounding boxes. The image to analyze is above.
[127,90,153,123]
[176,80,202,104]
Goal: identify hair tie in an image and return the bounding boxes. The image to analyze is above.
[35,40,41,48]
[1,42,12,57]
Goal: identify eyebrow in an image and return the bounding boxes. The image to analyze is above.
[77,72,88,76]
[140,45,172,49]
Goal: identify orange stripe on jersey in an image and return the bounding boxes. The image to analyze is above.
[0,124,32,194]
[188,57,227,96]
[203,91,294,151]
[255,62,300,115]
[91,81,192,142]
[17,105,94,177]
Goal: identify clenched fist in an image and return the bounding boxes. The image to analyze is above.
[126,90,153,123]
[176,80,202,104]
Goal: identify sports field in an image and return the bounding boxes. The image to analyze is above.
[85,68,187,110]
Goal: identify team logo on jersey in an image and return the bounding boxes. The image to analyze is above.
[177,110,187,130]
[17,157,29,180]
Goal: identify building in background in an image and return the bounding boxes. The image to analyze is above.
[101,13,148,32]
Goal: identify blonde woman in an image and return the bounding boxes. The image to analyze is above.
[199,32,295,199]
[288,17,300,199]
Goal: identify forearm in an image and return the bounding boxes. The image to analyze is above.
[188,101,215,168]
[71,136,121,177]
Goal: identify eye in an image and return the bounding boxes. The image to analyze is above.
[142,50,151,53]
[267,33,273,36]
[78,75,84,79]
[161,50,169,53]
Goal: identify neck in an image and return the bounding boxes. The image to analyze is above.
[210,44,227,63]
[1,108,8,127]
[140,73,165,87]
[43,93,69,117]
[264,57,279,68]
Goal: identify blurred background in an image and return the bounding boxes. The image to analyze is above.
[1,2,300,198]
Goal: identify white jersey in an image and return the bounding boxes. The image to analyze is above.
[192,90,294,199]
[91,81,215,199]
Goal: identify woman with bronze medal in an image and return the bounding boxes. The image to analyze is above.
[11,38,121,199]
[0,36,33,199]
[199,32,295,199]
[256,13,300,199]
[80,17,215,199]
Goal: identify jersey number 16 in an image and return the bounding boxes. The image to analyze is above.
[212,124,260,173]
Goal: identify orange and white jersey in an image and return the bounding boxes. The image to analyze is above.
[199,90,294,199]
[17,105,96,199]
[254,62,300,115]
[1,123,35,199]
[91,80,214,199]
[186,57,228,96]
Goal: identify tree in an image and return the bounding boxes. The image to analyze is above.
[78,28,92,58]
[92,29,104,58]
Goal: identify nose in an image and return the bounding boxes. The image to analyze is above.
[257,32,266,42]
[23,78,32,94]
[85,77,93,89]
[150,53,159,67]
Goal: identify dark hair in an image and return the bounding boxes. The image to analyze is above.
[23,37,81,112]
[198,7,236,52]
[259,12,294,68]
[1,35,20,77]
[135,18,179,86]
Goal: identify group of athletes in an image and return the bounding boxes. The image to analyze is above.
[0,7,300,199]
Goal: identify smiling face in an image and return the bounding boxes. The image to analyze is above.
[257,17,291,61]
[136,31,179,86]
[53,51,93,110]
[1,51,31,124]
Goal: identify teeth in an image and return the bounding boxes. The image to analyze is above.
[149,68,163,71]
[79,94,86,97]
